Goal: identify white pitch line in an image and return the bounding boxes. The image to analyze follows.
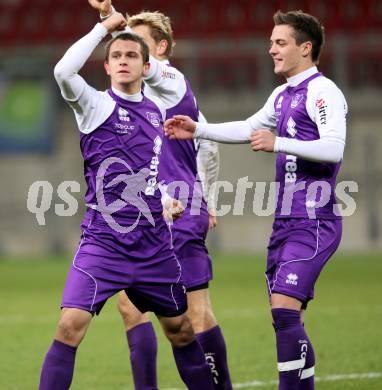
[162,372,382,390]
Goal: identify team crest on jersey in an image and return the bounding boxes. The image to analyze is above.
[291,93,304,108]
[147,112,161,127]
[118,107,130,122]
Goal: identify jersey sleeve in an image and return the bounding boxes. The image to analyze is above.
[306,77,347,144]
[144,58,187,109]
[54,23,115,134]
[274,78,347,163]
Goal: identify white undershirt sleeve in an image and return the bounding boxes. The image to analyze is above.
[194,120,252,143]
[193,85,284,143]
[54,23,107,102]
[196,111,220,210]
[274,137,345,163]
[53,23,116,133]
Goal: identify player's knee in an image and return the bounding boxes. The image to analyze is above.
[162,315,195,347]
[56,316,86,345]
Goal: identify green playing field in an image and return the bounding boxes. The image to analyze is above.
[0,252,381,389]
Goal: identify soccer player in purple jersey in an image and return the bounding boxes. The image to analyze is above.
[88,1,232,389]
[165,10,348,390]
[38,13,215,390]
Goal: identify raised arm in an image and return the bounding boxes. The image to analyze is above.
[54,13,127,133]
[54,13,126,100]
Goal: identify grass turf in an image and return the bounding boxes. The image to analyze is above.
[0,252,381,389]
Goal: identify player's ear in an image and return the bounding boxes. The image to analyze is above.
[142,61,150,77]
[104,61,111,75]
[157,39,168,57]
[301,41,312,58]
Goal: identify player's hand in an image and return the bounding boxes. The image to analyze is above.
[208,208,217,229]
[101,13,127,33]
[164,115,196,140]
[163,198,185,223]
[88,0,113,17]
[250,129,276,152]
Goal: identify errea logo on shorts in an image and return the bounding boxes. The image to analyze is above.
[286,273,298,285]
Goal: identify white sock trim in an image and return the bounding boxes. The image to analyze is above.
[301,366,315,379]
[278,358,306,372]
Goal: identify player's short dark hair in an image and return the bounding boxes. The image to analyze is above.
[104,32,150,63]
[273,10,325,62]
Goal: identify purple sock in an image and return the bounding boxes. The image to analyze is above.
[127,322,158,390]
[172,339,215,390]
[196,326,233,389]
[272,308,310,390]
[39,340,77,390]
[299,335,315,390]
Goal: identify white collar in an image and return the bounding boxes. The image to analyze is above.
[111,86,143,102]
[286,66,318,87]
[151,57,169,64]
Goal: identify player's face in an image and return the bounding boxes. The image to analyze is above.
[132,24,167,60]
[105,39,149,91]
[269,24,311,78]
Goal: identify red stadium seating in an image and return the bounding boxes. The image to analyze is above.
[1,0,381,46]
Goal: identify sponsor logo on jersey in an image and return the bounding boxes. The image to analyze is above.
[118,107,130,122]
[285,154,297,183]
[286,116,297,137]
[286,273,298,285]
[145,136,162,196]
[291,93,304,108]
[115,108,134,133]
[147,112,161,127]
[161,70,176,80]
[316,98,327,125]
[114,123,134,134]
[276,95,284,109]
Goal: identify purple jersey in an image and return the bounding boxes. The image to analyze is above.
[158,78,205,210]
[142,61,213,288]
[81,89,165,228]
[274,73,341,219]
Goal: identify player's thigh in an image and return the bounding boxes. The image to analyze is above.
[117,291,151,330]
[271,293,302,310]
[187,288,217,332]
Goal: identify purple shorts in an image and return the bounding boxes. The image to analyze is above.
[265,218,342,304]
[61,212,187,316]
[171,203,212,289]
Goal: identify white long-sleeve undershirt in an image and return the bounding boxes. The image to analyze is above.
[194,67,347,164]
[54,23,108,102]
